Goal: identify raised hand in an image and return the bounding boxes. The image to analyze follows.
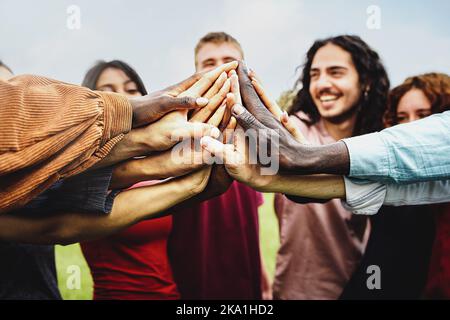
[234,61,308,172]
[200,127,274,191]
[249,70,306,143]
[129,61,238,128]
[131,62,238,152]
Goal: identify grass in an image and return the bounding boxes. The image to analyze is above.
[55,244,93,300]
[55,193,280,300]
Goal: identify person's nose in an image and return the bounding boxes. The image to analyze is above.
[409,114,420,123]
[314,74,333,93]
[116,88,127,96]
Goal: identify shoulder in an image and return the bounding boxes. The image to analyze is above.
[289,111,317,135]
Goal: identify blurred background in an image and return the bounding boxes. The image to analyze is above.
[1,0,449,299]
[1,0,449,96]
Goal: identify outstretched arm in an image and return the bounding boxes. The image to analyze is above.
[0,167,211,245]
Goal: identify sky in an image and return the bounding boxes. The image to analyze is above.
[1,0,449,99]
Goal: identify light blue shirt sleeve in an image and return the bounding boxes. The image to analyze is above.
[342,177,450,215]
[342,111,450,184]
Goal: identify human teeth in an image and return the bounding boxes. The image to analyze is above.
[320,95,338,102]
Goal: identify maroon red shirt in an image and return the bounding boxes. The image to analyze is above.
[168,181,264,299]
[425,204,450,299]
[81,216,179,300]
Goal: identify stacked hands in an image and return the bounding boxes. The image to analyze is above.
[109,60,307,199]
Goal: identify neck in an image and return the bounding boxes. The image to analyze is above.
[322,112,358,140]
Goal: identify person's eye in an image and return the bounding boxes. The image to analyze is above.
[127,89,140,95]
[309,73,319,80]
[396,116,407,124]
[98,87,114,92]
[418,111,432,119]
[331,70,343,77]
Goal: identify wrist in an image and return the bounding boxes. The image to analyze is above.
[251,172,276,192]
[129,96,148,128]
[125,128,153,156]
[285,143,314,173]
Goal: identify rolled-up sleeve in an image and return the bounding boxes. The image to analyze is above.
[342,177,386,215]
[343,177,450,215]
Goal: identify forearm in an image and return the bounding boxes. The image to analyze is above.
[257,174,345,199]
[0,176,198,245]
[291,141,350,175]
[110,149,205,189]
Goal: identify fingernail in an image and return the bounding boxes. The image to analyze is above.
[211,127,221,138]
[196,97,208,106]
[232,104,244,116]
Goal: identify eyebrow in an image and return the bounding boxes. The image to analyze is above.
[97,84,114,89]
[327,66,348,72]
[123,80,137,86]
[202,58,216,65]
[310,66,348,73]
[223,56,238,61]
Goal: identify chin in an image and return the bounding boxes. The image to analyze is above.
[318,108,342,119]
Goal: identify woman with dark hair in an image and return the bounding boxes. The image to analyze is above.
[272,35,389,299]
[81,60,148,96]
[79,60,179,300]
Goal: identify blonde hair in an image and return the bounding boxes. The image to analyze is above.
[194,32,244,64]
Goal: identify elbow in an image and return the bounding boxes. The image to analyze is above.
[43,220,81,246]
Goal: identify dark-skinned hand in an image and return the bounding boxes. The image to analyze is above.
[233,61,350,175]
[234,61,305,172]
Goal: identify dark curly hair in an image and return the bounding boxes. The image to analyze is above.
[385,72,450,126]
[290,35,390,136]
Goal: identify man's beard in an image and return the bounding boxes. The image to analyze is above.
[322,99,361,125]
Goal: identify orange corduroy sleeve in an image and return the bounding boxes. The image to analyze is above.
[0,75,132,213]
